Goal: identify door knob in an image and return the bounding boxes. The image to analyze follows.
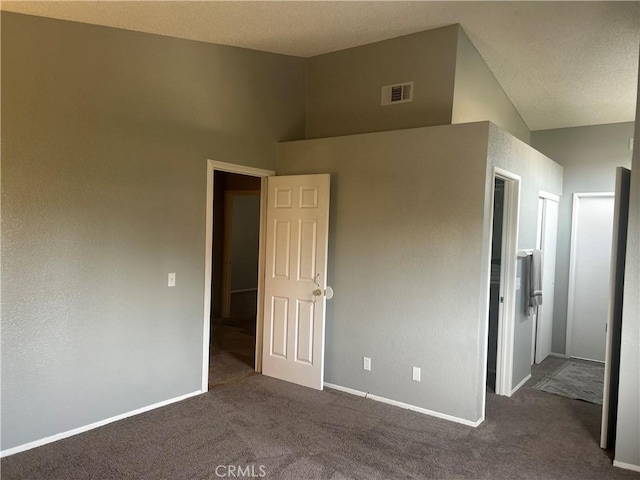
[312,287,334,299]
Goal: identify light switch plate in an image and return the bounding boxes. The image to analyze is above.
[168,273,176,287]
[363,357,371,371]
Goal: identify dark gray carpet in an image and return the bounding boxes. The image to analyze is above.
[533,360,605,405]
[2,357,638,480]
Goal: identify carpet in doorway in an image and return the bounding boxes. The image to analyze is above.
[533,360,604,405]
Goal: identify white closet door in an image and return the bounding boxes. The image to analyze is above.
[535,197,559,364]
[567,193,615,362]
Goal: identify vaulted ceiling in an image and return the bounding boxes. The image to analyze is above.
[3,1,638,131]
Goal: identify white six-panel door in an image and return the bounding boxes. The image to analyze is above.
[261,174,330,390]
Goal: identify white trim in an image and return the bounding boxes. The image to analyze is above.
[570,355,605,364]
[493,167,521,399]
[532,197,544,365]
[208,160,276,178]
[0,390,202,458]
[510,373,531,396]
[323,382,367,397]
[565,192,615,359]
[255,177,269,373]
[479,168,521,423]
[324,383,483,427]
[203,160,275,392]
[571,192,615,198]
[549,352,568,359]
[538,190,560,202]
[230,288,259,294]
[613,461,640,473]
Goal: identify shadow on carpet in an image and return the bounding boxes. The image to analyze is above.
[533,360,604,405]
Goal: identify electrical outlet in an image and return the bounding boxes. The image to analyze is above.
[412,367,421,382]
[630,138,634,151]
[168,273,176,287]
[363,357,371,371]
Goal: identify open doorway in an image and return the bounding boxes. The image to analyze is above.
[208,171,261,388]
[487,178,505,393]
[484,168,521,404]
[202,160,275,390]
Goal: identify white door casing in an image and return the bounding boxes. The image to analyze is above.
[487,167,521,400]
[535,195,559,364]
[262,174,331,390]
[533,197,544,366]
[567,193,615,362]
[203,160,275,392]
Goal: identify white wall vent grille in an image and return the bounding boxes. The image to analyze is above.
[381,82,414,106]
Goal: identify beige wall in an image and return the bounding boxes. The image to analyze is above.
[453,29,530,143]
[0,12,306,451]
[305,26,458,139]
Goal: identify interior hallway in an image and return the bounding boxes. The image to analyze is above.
[208,291,257,388]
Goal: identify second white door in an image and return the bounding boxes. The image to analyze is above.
[535,196,559,364]
[567,193,615,362]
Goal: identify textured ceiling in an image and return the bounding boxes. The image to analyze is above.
[2,1,639,131]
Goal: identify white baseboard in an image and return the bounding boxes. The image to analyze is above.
[230,288,258,294]
[549,353,568,359]
[510,373,532,396]
[614,460,640,472]
[0,390,202,458]
[571,355,605,364]
[324,382,483,428]
[324,382,367,397]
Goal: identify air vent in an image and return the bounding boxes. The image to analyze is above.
[381,81,414,106]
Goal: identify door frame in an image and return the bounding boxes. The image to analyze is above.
[601,168,631,449]
[565,192,614,359]
[483,167,521,402]
[202,160,275,392]
[532,191,560,364]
